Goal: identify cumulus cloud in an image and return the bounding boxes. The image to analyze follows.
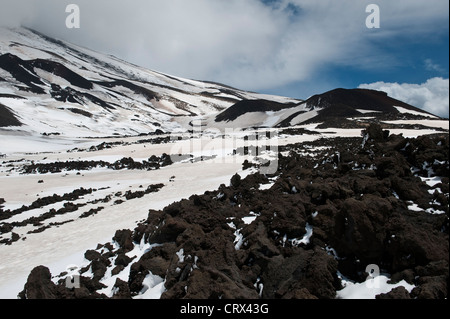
[359,77,449,118]
[0,0,448,93]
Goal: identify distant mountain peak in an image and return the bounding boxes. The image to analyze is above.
[212,87,440,129]
[300,88,439,125]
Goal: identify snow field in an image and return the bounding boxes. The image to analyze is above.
[0,134,258,298]
[1,120,448,299]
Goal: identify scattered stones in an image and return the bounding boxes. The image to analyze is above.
[21,154,174,174]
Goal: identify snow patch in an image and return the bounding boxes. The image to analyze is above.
[336,272,415,299]
[356,109,382,114]
[242,211,260,225]
[393,106,437,118]
[133,272,166,299]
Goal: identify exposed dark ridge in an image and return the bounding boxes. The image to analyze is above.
[0,93,26,99]
[0,102,22,127]
[215,99,296,122]
[157,73,197,88]
[218,88,248,100]
[30,59,93,90]
[50,84,115,110]
[95,79,160,102]
[67,108,93,118]
[0,52,94,96]
[0,53,45,94]
[79,91,116,110]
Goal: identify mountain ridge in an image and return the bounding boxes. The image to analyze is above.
[0,27,299,137]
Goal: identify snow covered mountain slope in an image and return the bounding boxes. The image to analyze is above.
[0,27,443,140]
[0,27,299,138]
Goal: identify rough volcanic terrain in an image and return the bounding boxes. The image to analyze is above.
[19,124,449,299]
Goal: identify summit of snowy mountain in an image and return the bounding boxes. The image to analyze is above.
[301,88,439,122]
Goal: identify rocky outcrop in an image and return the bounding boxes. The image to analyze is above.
[19,124,449,299]
[18,266,58,299]
[21,154,173,174]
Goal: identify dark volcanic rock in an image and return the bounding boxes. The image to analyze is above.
[31,59,93,90]
[18,266,58,299]
[0,102,22,127]
[261,247,339,299]
[112,278,132,299]
[0,53,45,94]
[113,229,134,253]
[376,286,411,299]
[215,99,296,122]
[19,130,449,299]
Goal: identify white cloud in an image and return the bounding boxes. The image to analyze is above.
[424,59,446,74]
[359,77,449,118]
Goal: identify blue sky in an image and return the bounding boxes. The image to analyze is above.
[1,0,449,116]
[256,0,449,116]
[264,33,449,99]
